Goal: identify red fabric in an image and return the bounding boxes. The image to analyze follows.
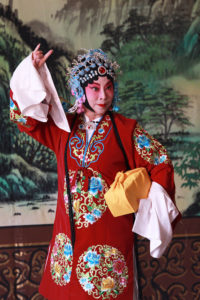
[10,90,177,300]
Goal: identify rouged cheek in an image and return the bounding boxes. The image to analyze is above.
[85,87,97,99]
[106,90,114,99]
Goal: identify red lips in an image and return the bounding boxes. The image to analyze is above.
[98,104,106,107]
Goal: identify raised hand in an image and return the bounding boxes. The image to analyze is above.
[32,44,53,70]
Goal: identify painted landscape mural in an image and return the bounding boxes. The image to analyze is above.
[0,0,200,226]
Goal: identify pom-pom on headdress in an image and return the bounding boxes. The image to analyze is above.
[67,49,120,113]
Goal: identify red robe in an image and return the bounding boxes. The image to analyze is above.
[10,90,175,300]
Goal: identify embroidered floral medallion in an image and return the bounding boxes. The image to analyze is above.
[50,233,73,286]
[76,245,128,299]
[69,115,111,168]
[134,124,171,165]
[64,169,108,229]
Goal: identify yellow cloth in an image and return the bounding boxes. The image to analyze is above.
[105,167,151,217]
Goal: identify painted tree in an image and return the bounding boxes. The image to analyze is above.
[100,23,124,55]
[183,190,200,216]
[12,133,57,172]
[122,8,150,43]
[119,82,192,142]
[0,107,17,153]
[143,87,192,140]
[147,0,158,19]
[119,80,153,128]
[100,9,150,55]
[175,142,200,189]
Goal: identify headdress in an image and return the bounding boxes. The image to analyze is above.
[67,49,120,113]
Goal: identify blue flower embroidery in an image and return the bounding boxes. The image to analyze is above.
[84,213,96,224]
[92,208,102,219]
[83,282,94,292]
[10,98,15,109]
[84,250,101,268]
[79,277,94,291]
[160,155,167,163]
[63,270,72,283]
[136,135,151,149]
[80,277,88,285]
[18,117,27,124]
[154,154,167,165]
[154,156,160,165]
[64,243,73,258]
[89,177,103,196]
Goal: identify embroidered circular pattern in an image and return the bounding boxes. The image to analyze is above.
[76,245,128,299]
[134,124,171,165]
[98,128,105,134]
[50,233,73,286]
[64,169,108,229]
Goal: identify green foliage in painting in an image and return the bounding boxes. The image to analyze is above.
[120,82,192,141]
[0,107,18,153]
[119,80,152,127]
[0,177,10,199]
[175,142,200,189]
[118,36,192,142]
[100,23,124,55]
[144,87,191,140]
[0,5,71,153]
[12,132,57,172]
[117,35,176,86]
[100,8,200,197]
[0,153,58,201]
[0,5,71,200]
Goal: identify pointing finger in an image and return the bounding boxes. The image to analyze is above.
[33,43,41,53]
[38,49,53,67]
[44,49,53,61]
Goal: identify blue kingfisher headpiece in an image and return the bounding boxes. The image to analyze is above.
[67,49,120,113]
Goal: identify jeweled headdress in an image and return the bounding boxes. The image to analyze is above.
[67,49,120,113]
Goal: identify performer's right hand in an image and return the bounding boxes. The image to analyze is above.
[32,44,53,70]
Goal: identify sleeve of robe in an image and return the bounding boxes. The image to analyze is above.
[9,53,70,151]
[132,123,181,258]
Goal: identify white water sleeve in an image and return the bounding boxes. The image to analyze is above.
[132,182,179,258]
[10,53,70,132]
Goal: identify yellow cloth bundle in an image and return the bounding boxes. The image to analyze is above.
[105,167,151,217]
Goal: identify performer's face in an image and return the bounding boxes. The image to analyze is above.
[85,76,114,118]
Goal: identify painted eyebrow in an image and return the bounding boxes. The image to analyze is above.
[88,83,100,86]
[105,82,113,87]
[88,82,113,87]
